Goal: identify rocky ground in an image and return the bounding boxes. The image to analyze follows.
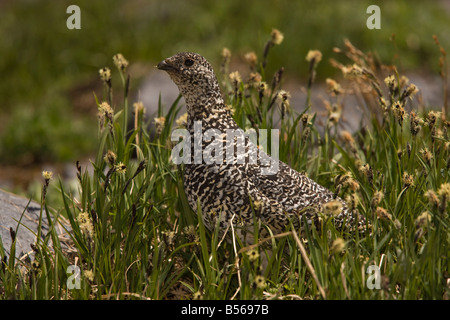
[0,189,70,259]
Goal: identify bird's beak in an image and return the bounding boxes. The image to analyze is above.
[157,59,176,71]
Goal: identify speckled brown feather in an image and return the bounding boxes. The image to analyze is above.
[158,52,365,239]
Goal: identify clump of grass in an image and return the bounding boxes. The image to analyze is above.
[1,31,449,300]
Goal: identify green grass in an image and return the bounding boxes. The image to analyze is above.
[0,35,449,300]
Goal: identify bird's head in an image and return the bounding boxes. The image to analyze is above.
[157,52,222,105]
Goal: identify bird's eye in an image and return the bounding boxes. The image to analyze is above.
[184,59,195,67]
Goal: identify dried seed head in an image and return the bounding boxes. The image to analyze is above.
[229,71,242,84]
[392,101,407,126]
[409,111,422,136]
[77,211,95,239]
[371,190,384,208]
[340,65,354,78]
[335,173,349,188]
[359,163,371,176]
[424,189,440,207]
[445,141,450,152]
[345,193,359,211]
[244,51,258,67]
[326,78,342,95]
[379,97,388,113]
[399,75,410,88]
[254,275,267,289]
[257,81,269,99]
[193,291,203,300]
[98,101,114,120]
[222,47,231,60]
[113,53,128,72]
[175,112,188,127]
[104,150,117,166]
[42,171,53,181]
[84,270,95,282]
[349,64,363,76]
[162,230,176,247]
[154,116,166,134]
[247,72,262,86]
[31,260,40,272]
[393,219,402,230]
[323,200,343,217]
[246,249,260,262]
[348,179,360,191]
[251,200,264,212]
[336,172,360,191]
[114,162,127,174]
[362,164,374,184]
[183,225,199,243]
[384,74,396,93]
[341,131,358,156]
[133,101,145,114]
[276,90,290,119]
[438,182,450,199]
[270,29,284,45]
[99,67,111,84]
[402,83,419,101]
[328,111,341,125]
[276,90,291,102]
[427,111,441,127]
[402,172,414,188]
[375,207,392,221]
[330,238,346,254]
[301,113,312,127]
[306,50,323,64]
[420,147,433,163]
[341,131,355,144]
[415,211,431,228]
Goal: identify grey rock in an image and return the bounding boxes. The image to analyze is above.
[137,69,186,118]
[0,189,70,260]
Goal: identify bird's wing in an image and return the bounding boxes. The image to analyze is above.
[249,149,336,214]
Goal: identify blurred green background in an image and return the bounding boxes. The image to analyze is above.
[0,0,448,191]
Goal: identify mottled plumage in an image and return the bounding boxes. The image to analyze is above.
[158,52,364,240]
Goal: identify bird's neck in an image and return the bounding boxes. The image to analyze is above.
[186,99,237,132]
[183,86,238,132]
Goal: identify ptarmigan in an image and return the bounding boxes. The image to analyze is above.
[157,52,364,241]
